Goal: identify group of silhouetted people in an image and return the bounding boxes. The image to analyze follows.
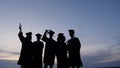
[17,24,83,68]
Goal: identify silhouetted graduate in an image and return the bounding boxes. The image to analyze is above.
[18,23,33,68]
[67,29,83,68]
[56,33,68,68]
[42,30,56,68]
[32,33,44,68]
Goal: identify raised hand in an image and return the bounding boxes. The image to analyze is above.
[45,30,48,33]
[19,23,22,31]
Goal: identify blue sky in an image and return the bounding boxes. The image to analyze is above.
[0,0,120,67]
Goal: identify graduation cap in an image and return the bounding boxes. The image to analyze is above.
[35,33,42,37]
[58,33,65,41]
[48,30,55,34]
[26,32,32,36]
[69,29,75,33]
[58,33,64,36]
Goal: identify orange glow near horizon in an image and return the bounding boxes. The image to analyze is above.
[0,53,19,61]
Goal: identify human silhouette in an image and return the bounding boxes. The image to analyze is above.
[18,23,33,68]
[42,30,56,68]
[56,33,68,68]
[32,33,44,68]
[67,29,83,68]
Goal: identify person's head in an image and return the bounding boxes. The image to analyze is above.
[26,32,32,41]
[57,33,65,43]
[35,33,42,41]
[48,30,54,38]
[69,29,75,38]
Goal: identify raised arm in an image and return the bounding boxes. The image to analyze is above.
[18,23,25,43]
[42,30,48,41]
[19,23,22,32]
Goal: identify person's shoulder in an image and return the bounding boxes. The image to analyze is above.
[67,39,71,42]
[73,37,80,41]
[74,37,79,39]
[51,39,56,42]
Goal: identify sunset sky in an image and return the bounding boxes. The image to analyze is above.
[0,0,120,68]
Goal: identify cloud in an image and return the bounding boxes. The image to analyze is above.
[0,49,19,60]
[82,52,120,67]
[95,60,120,67]
[82,40,120,67]
[98,40,120,63]
[108,40,120,53]
[0,49,19,55]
